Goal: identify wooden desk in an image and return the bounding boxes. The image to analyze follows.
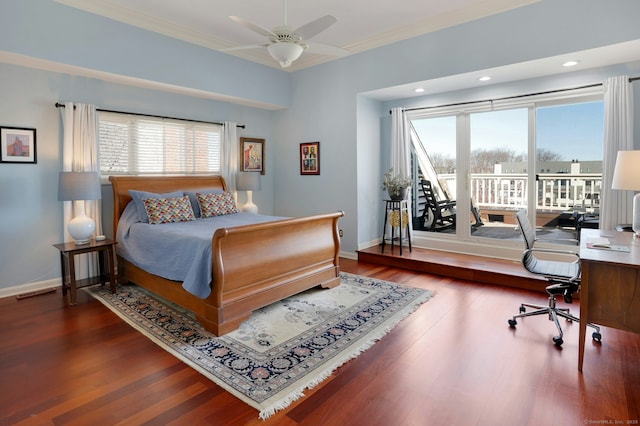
[578,229,640,371]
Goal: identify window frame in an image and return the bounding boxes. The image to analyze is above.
[98,111,223,178]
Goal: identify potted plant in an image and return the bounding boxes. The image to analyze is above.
[382,168,412,200]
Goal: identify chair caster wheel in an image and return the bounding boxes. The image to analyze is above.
[519,306,526,313]
[592,332,602,342]
[508,319,517,327]
[553,336,563,346]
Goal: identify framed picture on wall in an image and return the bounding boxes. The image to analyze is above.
[1,127,37,164]
[240,137,265,175]
[300,141,320,175]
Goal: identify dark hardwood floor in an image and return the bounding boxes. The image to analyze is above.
[2,254,639,425]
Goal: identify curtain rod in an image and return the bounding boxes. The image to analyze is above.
[391,76,640,114]
[55,103,245,129]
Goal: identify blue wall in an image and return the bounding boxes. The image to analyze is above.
[2,0,640,293]
[0,62,277,292]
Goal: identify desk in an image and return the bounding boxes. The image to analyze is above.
[53,238,117,305]
[381,199,412,255]
[578,229,640,371]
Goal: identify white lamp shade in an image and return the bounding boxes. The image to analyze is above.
[267,42,304,68]
[611,150,640,236]
[611,150,640,191]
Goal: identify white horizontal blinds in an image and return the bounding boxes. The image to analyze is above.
[98,111,222,176]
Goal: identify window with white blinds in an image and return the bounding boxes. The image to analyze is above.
[98,111,222,176]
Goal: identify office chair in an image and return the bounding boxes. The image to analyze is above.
[508,209,601,346]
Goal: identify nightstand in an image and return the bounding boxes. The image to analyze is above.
[53,238,117,305]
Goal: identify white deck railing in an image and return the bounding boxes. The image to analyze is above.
[437,173,601,212]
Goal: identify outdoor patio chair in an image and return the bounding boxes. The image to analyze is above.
[420,179,457,231]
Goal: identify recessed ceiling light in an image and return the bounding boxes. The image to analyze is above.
[478,76,491,82]
[414,88,425,93]
[562,60,580,67]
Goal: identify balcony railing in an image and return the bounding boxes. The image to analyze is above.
[436,172,602,212]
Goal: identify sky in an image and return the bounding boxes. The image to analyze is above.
[412,101,604,162]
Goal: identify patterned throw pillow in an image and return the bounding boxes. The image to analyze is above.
[129,189,183,223]
[185,189,224,217]
[143,195,196,224]
[197,192,239,217]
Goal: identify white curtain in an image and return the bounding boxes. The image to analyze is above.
[600,76,634,230]
[390,108,411,182]
[61,102,101,276]
[221,122,238,194]
[390,107,413,235]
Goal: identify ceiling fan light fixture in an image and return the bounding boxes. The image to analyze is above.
[267,42,304,68]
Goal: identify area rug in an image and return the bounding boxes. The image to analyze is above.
[84,272,433,419]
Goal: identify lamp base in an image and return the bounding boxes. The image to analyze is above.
[68,213,96,245]
[241,190,259,214]
[242,202,258,214]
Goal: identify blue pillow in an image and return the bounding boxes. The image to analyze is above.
[185,189,224,217]
[129,189,184,223]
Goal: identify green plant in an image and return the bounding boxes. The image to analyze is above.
[382,168,412,198]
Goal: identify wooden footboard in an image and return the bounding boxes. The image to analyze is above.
[209,211,343,334]
[109,175,344,336]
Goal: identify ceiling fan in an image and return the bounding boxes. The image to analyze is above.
[222,0,349,68]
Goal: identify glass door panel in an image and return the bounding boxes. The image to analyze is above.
[469,108,529,240]
[535,102,603,238]
[411,116,457,234]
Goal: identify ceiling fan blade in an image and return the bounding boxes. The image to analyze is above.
[229,16,277,38]
[306,42,349,57]
[221,44,268,52]
[294,15,337,40]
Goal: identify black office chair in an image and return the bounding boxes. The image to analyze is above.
[508,209,602,346]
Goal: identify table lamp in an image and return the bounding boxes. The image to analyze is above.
[236,172,261,213]
[58,171,101,244]
[611,150,640,237]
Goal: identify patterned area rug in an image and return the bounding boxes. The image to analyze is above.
[84,272,433,419]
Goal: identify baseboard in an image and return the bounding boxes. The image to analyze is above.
[339,250,358,260]
[0,278,61,299]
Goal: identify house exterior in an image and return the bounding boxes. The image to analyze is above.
[1,0,640,296]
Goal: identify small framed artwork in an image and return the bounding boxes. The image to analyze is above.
[300,141,320,175]
[240,137,265,175]
[1,127,37,164]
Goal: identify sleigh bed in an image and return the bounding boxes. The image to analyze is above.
[109,175,344,336]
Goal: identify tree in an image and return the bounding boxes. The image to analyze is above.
[426,147,561,174]
[536,148,562,162]
[470,147,525,174]
[429,152,456,174]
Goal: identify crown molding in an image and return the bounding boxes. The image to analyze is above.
[54,0,232,51]
[0,51,285,110]
[55,0,540,71]
[344,0,541,53]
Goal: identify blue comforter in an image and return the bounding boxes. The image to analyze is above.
[116,202,285,298]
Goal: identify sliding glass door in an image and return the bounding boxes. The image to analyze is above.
[409,93,603,252]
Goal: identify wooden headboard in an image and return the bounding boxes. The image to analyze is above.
[108,175,227,233]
